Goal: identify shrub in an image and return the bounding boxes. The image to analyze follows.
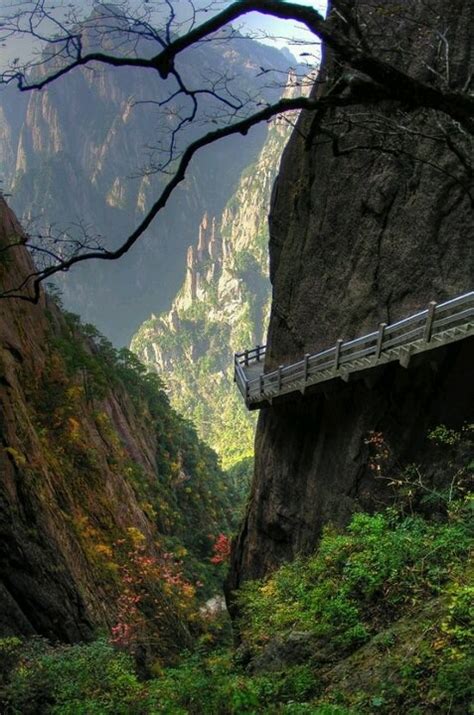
[2,494,471,714]
[2,638,143,715]
[237,498,472,655]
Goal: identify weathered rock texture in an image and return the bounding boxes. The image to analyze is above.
[0,199,230,652]
[229,0,474,590]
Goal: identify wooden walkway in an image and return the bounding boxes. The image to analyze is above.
[234,291,474,410]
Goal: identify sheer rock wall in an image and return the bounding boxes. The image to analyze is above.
[229,0,474,592]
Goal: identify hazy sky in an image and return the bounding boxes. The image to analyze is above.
[0,1,328,68]
[244,1,327,61]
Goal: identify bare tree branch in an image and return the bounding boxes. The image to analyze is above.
[1,92,373,302]
[0,0,472,303]
[3,1,473,131]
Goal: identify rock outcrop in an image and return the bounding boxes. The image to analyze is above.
[229,0,474,591]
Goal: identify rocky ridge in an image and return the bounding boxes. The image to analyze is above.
[131,82,302,470]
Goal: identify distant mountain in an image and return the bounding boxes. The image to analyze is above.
[131,97,299,470]
[0,5,293,344]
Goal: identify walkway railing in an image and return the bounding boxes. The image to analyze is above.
[234,291,474,409]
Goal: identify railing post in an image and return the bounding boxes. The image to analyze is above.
[304,353,310,381]
[233,355,237,383]
[423,301,437,343]
[259,374,264,397]
[278,365,283,392]
[334,339,344,369]
[256,344,261,362]
[244,349,249,367]
[375,322,387,360]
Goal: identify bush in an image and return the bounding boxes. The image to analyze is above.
[2,498,470,714]
[237,498,472,658]
[2,638,143,715]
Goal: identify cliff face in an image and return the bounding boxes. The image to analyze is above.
[0,6,291,345]
[0,199,232,654]
[229,0,474,589]
[131,116,294,469]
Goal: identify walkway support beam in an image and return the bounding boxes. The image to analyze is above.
[375,322,387,360]
[424,301,437,343]
[334,339,344,369]
[278,365,283,392]
[304,353,310,381]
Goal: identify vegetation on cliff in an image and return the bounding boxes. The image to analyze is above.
[0,196,237,656]
[0,0,472,711]
[42,299,237,588]
[3,295,238,653]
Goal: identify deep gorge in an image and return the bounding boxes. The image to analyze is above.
[0,0,472,712]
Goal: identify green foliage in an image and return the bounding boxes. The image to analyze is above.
[232,249,260,277]
[131,290,259,471]
[1,494,472,714]
[237,504,472,654]
[145,656,321,714]
[8,343,473,715]
[20,304,239,652]
[226,457,254,514]
[427,424,462,446]
[1,643,321,714]
[49,309,168,405]
[0,637,22,690]
[128,125,285,475]
[1,638,142,715]
[234,491,473,713]
[45,283,64,308]
[54,308,236,557]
